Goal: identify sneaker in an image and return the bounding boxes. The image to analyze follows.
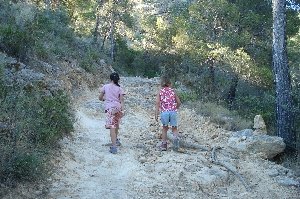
[160,142,167,151]
[116,139,122,146]
[109,146,117,154]
[173,138,179,151]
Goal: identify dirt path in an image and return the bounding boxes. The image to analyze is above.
[47,77,299,199]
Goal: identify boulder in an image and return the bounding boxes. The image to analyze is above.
[190,165,229,188]
[228,129,285,159]
[278,178,300,187]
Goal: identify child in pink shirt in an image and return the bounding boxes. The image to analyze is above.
[99,72,125,154]
[155,76,181,151]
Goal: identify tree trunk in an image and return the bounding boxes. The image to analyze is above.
[101,34,107,51]
[272,0,296,149]
[93,0,104,44]
[110,10,115,61]
[227,75,238,110]
[45,0,51,9]
[93,10,100,44]
[208,58,215,94]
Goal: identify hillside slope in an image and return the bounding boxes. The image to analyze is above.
[1,53,298,198]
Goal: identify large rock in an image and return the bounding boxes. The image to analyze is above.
[189,165,229,188]
[228,129,285,159]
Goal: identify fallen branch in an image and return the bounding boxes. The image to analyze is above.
[219,149,239,159]
[167,132,248,190]
[181,142,212,151]
[167,131,212,151]
[212,146,251,191]
[136,144,150,152]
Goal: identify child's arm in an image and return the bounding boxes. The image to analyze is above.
[99,92,105,101]
[120,94,125,111]
[175,93,181,109]
[155,93,160,122]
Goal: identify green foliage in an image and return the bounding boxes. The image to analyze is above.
[113,36,161,77]
[35,9,71,39]
[34,41,51,59]
[0,0,299,178]
[0,64,4,97]
[176,90,198,103]
[0,23,34,61]
[36,90,74,146]
[0,72,74,184]
[234,92,276,133]
[115,35,136,68]
[286,9,300,37]
[185,101,252,131]
[79,56,96,73]
[0,2,37,61]
[7,153,43,182]
[78,47,103,74]
[0,2,77,62]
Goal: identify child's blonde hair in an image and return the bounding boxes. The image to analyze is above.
[161,76,172,87]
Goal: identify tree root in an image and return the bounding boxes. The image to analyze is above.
[136,144,150,152]
[167,131,212,151]
[181,142,212,151]
[167,132,250,191]
[218,149,239,159]
[212,146,251,191]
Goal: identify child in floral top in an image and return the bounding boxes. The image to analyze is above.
[99,72,125,154]
[155,76,181,151]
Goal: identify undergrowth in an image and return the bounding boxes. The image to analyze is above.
[0,64,74,188]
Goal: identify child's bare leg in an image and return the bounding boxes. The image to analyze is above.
[115,124,119,139]
[110,128,117,146]
[172,126,179,137]
[172,126,180,151]
[162,125,168,141]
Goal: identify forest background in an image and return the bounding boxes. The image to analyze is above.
[0,0,300,192]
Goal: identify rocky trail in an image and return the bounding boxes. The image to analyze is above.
[46,76,299,199]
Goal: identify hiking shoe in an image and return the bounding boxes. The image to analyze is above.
[116,139,122,146]
[109,146,117,154]
[161,142,167,151]
[173,137,180,151]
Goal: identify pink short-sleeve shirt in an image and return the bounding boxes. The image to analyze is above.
[100,83,125,110]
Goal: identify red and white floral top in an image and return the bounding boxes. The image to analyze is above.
[159,87,177,112]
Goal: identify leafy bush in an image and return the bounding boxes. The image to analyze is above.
[176,90,198,103]
[0,2,36,61]
[78,48,103,74]
[0,23,35,61]
[0,65,74,184]
[36,90,74,146]
[7,153,43,182]
[234,92,276,134]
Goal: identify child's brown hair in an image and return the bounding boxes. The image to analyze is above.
[161,76,172,87]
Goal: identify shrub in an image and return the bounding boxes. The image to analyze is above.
[176,90,198,103]
[234,92,276,134]
[0,71,74,184]
[0,23,35,61]
[0,2,36,61]
[186,101,252,131]
[7,152,43,182]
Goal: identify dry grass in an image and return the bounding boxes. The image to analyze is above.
[185,101,252,131]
